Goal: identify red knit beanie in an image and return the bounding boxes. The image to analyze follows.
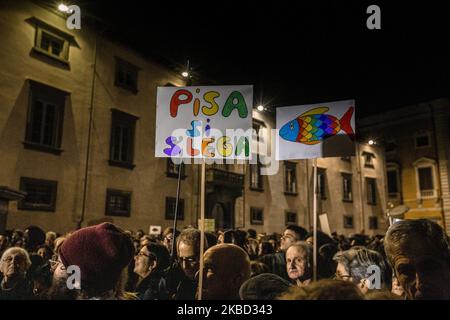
[59,223,135,293]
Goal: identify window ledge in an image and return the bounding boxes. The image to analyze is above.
[114,81,139,94]
[250,221,264,225]
[18,204,55,212]
[250,186,264,192]
[32,47,70,66]
[166,172,187,179]
[108,160,136,170]
[284,191,298,196]
[105,211,130,217]
[23,141,63,155]
[342,199,354,203]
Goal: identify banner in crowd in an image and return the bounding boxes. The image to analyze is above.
[156,86,253,160]
[276,99,356,160]
[198,219,215,232]
[149,225,162,235]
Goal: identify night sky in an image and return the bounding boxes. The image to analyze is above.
[81,0,448,118]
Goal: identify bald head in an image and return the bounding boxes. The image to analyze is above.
[200,244,251,300]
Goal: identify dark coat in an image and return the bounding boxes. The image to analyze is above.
[257,251,290,281]
[165,261,197,300]
[135,272,169,300]
[0,275,34,300]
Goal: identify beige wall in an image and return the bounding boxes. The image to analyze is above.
[359,99,449,231]
[0,1,389,236]
[0,1,191,233]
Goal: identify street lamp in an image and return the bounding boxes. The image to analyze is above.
[368,139,376,145]
[181,59,191,81]
[58,3,70,13]
[257,105,264,112]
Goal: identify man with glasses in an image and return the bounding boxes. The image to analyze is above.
[0,247,33,300]
[133,243,170,300]
[166,228,207,299]
[258,225,308,281]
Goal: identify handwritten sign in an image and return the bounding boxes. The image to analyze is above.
[156,86,253,160]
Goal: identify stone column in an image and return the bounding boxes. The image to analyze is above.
[432,101,450,234]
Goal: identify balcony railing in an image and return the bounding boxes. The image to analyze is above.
[206,168,244,189]
[420,189,437,199]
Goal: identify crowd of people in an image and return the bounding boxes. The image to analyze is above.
[0,218,449,300]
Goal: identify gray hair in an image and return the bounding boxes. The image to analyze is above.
[384,219,450,266]
[333,247,390,287]
[287,241,313,275]
[0,247,32,271]
[176,228,208,255]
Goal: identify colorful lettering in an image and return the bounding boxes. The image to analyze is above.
[170,89,193,117]
[202,91,220,116]
[202,138,215,158]
[205,119,211,137]
[163,136,182,156]
[222,91,248,118]
[235,136,250,157]
[186,120,202,137]
[187,137,200,156]
[193,98,200,116]
[217,136,233,157]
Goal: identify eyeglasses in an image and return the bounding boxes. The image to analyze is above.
[48,259,66,271]
[178,256,198,266]
[2,255,26,264]
[136,252,151,258]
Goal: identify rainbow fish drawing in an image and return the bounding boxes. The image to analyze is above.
[279,106,355,145]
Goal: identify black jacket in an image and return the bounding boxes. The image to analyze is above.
[0,275,34,300]
[135,272,169,300]
[257,251,290,281]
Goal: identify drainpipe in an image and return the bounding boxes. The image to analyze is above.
[78,32,98,229]
[242,162,246,229]
[306,159,312,230]
[356,142,365,233]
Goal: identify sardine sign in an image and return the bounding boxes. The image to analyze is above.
[155,85,253,160]
[276,100,356,160]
